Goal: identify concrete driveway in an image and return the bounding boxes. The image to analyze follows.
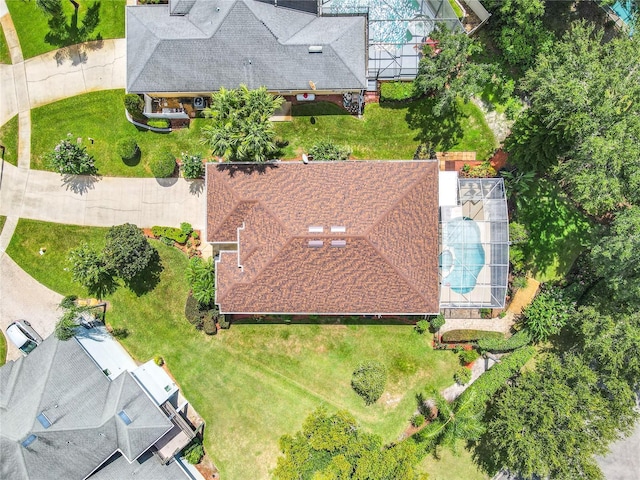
[0,255,61,362]
[598,409,640,480]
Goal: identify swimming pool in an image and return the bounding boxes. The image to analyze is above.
[440,217,485,295]
[612,0,636,34]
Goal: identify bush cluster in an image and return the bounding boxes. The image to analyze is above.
[124,93,144,119]
[455,346,536,413]
[181,153,205,179]
[430,314,446,331]
[441,330,504,342]
[183,439,204,464]
[147,118,170,129]
[477,330,532,353]
[380,81,417,102]
[459,349,480,365]
[415,319,429,334]
[411,414,425,427]
[116,137,139,161]
[48,138,97,175]
[454,366,472,385]
[308,140,351,161]
[152,226,188,244]
[151,148,176,178]
[202,311,218,335]
[351,361,387,406]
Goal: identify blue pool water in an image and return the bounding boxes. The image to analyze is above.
[440,217,485,295]
[612,1,636,34]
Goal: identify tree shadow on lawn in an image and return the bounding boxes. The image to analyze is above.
[403,98,463,151]
[125,249,163,296]
[517,181,595,280]
[45,1,103,53]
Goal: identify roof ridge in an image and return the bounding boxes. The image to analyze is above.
[34,339,65,418]
[326,19,367,84]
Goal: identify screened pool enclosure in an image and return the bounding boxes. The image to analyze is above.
[439,178,509,309]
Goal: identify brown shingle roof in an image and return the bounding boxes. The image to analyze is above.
[207,161,440,314]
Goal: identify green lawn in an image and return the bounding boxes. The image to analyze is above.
[0,115,19,166]
[31,90,208,177]
[0,216,6,235]
[0,24,11,64]
[274,98,497,161]
[6,0,125,59]
[7,219,462,480]
[417,442,489,480]
[517,180,596,282]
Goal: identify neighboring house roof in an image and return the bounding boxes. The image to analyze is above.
[0,336,174,480]
[126,0,367,93]
[207,160,440,314]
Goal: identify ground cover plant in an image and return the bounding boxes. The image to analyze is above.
[0,24,11,64]
[0,115,19,166]
[7,219,461,480]
[6,0,125,59]
[30,90,207,177]
[274,98,496,161]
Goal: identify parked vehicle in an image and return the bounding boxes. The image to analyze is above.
[6,320,43,355]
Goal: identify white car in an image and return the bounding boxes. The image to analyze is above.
[6,320,43,356]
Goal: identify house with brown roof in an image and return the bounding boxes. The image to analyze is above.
[206,160,441,315]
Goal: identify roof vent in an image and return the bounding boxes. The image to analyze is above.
[308,240,323,248]
[309,45,323,53]
[117,410,132,426]
[331,226,346,233]
[308,226,323,233]
[331,240,346,247]
[21,435,37,448]
[36,412,52,429]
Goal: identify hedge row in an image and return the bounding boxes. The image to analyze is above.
[380,81,416,102]
[441,330,504,342]
[455,346,536,413]
[477,330,532,353]
[152,226,188,244]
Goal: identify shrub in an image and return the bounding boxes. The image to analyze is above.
[455,346,536,413]
[218,315,230,329]
[181,153,205,179]
[509,222,529,244]
[203,312,218,335]
[151,226,188,244]
[185,257,215,308]
[411,414,425,427]
[414,142,436,160]
[151,148,176,178]
[351,361,387,405]
[510,246,527,274]
[454,367,472,385]
[464,161,497,178]
[124,93,144,118]
[430,314,446,331]
[154,355,164,366]
[147,118,170,129]
[104,223,156,282]
[185,293,204,326]
[183,439,204,464]
[480,308,492,319]
[180,222,193,236]
[477,330,532,353]
[308,141,351,161]
[116,137,139,161]
[521,287,574,342]
[415,319,429,334]
[48,138,97,175]
[380,81,416,101]
[441,330,503,342]
[459,349,480,365]
[512,276,529,291]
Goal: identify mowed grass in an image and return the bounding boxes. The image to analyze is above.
[517,180,596,282]
[274,97,497,161]
[6,0,125,59]
[0,24,11,64]
[0,216,7,235]
[417,441,489,480]
[7,219,461,480]
[0,115,19,166]
[31,90,208,177]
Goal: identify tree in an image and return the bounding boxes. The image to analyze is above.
[68,242,116,297]
[185,257,215,307]
[500,169,535,208]
[48,137,97,175]
[413,23,495,116]
[351,361,387,405]
[520,287,574,342]
[55,303,89,341]
[476,353,634,479]
[103,223,155,282]
[590,207,640,309]
[201,85,284,162]
[273,407,420,480]
[418,389,484,455]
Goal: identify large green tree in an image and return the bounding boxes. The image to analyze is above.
[414,23,495,116]
[506,22,640,215]
[201,85,283,162]
[103,223,156,282]
[590,206,640,308]
[68,242,116,297]
[273,408,420,480]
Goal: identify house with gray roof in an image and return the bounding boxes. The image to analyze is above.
[126,0,367,122]
[0,332,201,480]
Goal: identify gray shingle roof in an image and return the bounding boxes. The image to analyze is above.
[0,336,174,480]
[126,0,367,93]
